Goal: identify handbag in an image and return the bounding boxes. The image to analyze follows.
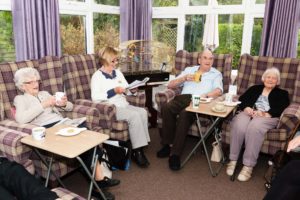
[103,142,130,170]
[101,151,112,178]
[211,141,223,162]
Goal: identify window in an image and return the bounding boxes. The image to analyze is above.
[251,18,263,56]
[184,15,205,52]
[60,15,86,55]
[94,0,119,6]
[218,0,243,5]
[93,13,120,52]
[152,18,177,68]
[0,11,15,62]
[190,0,208,6]
[256,0,265,4]
[153,0,178,7]
[214,14,244,69]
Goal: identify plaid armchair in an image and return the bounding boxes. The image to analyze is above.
[62,54,146,141]
[0,56,103,180]
[155,50,233,136]
[221,54,300,155]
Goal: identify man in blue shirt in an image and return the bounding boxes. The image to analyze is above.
[157,49,223,170]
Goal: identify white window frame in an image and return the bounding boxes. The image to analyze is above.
[0,0,265,56]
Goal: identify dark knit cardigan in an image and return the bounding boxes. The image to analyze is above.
[238,85,290,118]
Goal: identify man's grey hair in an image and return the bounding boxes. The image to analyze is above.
[261,67,281,85]
[14,67,40,91]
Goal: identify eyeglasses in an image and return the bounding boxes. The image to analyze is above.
[23,80,40,85]
[111,58,119,63]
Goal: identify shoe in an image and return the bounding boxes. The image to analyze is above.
[157,145,170,158]
[97,176,120,188]
[169,155,181,171]
[226,160,237,176]
[237,166,253,182]
[92,189,115,200]
[132,148,150,168]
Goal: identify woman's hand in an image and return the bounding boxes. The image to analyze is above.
[287,135,300,152]
[41,96,56,108]
[244,107,254,116]
[114,87,126,94]
[253,110,264,117]
[56,96,68,107]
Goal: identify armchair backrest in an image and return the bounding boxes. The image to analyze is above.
[236,54,300,103]
[61,54,98,102]
[174,50,233,93]
[0,56,63,120]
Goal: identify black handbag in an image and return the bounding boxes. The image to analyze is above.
[103,142,131,170]
[264,121,300,190]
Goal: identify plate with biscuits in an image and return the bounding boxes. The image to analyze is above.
[56,127,87,136]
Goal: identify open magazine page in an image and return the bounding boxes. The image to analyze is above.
[55,117,87,127]
[126,77,150,90]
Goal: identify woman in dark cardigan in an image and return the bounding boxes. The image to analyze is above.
[226,67,290,182]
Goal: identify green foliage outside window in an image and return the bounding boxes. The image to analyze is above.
[60,15,86,55]
[94,0,119,6]
[94,13,120,52]
[184,15,205,52]
[153,0,178,7]
[0,11,15,62]
[250,18,263,56]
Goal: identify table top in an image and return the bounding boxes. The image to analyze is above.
[185,100,236,118]
[21,125,109,159]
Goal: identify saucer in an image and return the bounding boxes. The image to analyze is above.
[199,97,213,103]
[211,106,227,113]
[223,101,241,107]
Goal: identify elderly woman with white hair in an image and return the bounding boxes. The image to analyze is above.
[13,67,119,200]
[226,67,290,182]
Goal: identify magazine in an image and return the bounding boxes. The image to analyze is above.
[126,77,150,90]
[55,117,87,127]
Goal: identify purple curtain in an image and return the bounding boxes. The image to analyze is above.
[259,0,300,58]
[12,0,61,61]
[120,0,152,42]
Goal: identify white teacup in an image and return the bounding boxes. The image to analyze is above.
[32,127,46,141]
[215,102,225,111]
[55,92,65,102]
[192,94,201,108]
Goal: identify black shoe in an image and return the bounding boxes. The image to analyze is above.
[97,176,120,188]
[157,145,170,158]
[132,148,150,168]
[169,155,181,171]
[92,189,115,200]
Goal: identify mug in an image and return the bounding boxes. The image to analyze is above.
[194,71,202,83]
[32,127,46,141]
[225,93,233,103]
[192,94,201,108]
[55,92,65,102]
[215,102,225,111]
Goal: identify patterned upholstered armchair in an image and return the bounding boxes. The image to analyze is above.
[0,56,102,181]
[221,54,300,155]
[155,50,233,136]
[62,54,146,141]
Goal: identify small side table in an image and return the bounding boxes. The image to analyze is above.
[21,125,109,200]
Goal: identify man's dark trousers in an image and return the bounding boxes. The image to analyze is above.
[161,94,196,156]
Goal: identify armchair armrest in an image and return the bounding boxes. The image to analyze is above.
[155,88,181,112]
[62,104,102,130]
[74,99,116,129]
[277,103,300,129]
[0,127,32,165]
[126,91,146,107]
